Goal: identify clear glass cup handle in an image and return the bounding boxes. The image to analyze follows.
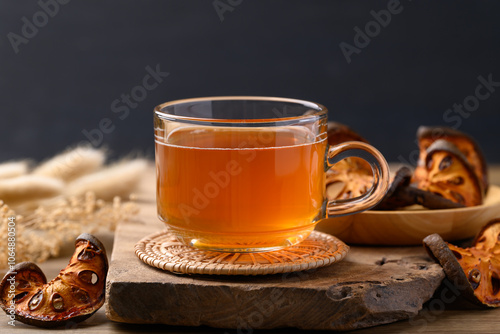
[326,141,390,217]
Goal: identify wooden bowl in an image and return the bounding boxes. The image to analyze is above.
[316,185,500,245]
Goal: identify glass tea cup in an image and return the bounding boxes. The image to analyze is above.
[154,96,389,252]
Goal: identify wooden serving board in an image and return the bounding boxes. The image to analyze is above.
[105,220,444,331]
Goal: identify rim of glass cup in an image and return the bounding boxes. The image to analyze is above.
[154,96,328,126]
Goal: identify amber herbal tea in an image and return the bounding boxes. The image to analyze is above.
[155,126,326,251]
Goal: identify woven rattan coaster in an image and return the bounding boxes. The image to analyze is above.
[135,229,349,275]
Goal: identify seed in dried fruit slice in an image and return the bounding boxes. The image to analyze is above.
[373,166,464,210]
[0,233,108,328]
[417,139,483,207]
[423,218,500,307]
[326,122,373,200]
[414,126,488,191]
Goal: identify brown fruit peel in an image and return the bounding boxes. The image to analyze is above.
[373,166,414,210]
[0,233,108,328]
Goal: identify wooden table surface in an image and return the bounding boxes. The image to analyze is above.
[2,164,500,334]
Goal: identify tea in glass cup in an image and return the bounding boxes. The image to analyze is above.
[154,97,389,252]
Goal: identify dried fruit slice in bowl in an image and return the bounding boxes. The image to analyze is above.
[327,121,369,145]
[372,166,414,210]
[374,166,464,210]
[0,233,108,327]
[417,139,483,207]
[325,122,373,200]
[326,160,373,200]
[423,218,500,307]
[414,126,488,191]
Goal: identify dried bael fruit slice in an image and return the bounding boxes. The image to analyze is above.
[414,126,488,191]
[326,160,374,200]
[373,166,415,210]
[327,121,369,146]
[417,140,483,207]
[0,233,108,328]
[325,122,373,200]
[423,219,500,307]
[374,166,464,210]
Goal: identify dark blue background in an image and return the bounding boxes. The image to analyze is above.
[1,0,499,163]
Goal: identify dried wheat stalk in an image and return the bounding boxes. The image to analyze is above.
[33,146,106,182]
[66,159,148,201]
[0,175,64,204]
[0,192,139,270]
[0,146,147,269]
[0,161,28,179]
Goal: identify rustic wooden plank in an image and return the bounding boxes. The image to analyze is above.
[105,219,444,331]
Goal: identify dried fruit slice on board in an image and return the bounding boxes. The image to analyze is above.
[0,233,108,327]
[326,122,373,200]
[423,219,500,307]
[414,126,488,191]
[417,140,483,207]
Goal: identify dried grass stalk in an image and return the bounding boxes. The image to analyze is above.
[0,175,63,204]
[33,146,105,182]
[0,192,139,270]
[0,161,28,179]
[66,159,148,201]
